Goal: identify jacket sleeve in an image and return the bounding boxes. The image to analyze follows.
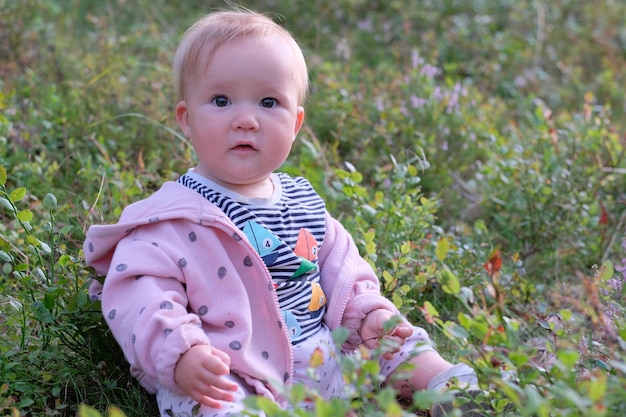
[318,213,398,350]
[98,224,210,394]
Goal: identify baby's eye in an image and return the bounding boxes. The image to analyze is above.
[212,96,230,107]
[260,97,278,108]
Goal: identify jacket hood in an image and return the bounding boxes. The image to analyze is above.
[84,181,226,275]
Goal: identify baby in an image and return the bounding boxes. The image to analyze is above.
[84,8,484,417]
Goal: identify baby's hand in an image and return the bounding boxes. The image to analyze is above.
[174,345,238,409]
[360,309,413,360]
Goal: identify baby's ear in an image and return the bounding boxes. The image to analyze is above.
[293,106,305,139]
[175,101,191,137]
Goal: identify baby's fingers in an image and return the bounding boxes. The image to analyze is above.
[190,373,239,408]
[210,346,232,367]
[191,386,234,409]
[379,334,408,359]
[390,322,413,338]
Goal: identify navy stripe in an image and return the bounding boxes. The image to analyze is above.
[178,172,327,344]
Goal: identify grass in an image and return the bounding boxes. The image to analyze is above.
[1,0,625,416]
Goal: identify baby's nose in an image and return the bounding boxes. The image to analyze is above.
[232,105,259,130]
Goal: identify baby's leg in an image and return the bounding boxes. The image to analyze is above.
[379,326,488,415]
[156,373,265,417]
[292,324,346,404]
[379,325,453,397]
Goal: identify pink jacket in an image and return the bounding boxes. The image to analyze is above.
[84,181,396,402]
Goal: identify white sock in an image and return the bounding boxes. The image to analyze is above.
[427,363,478,391]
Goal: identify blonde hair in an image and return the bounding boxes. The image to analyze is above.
[173,9,309,104]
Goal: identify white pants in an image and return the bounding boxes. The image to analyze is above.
[156,324,433,417]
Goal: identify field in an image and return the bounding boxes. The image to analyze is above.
[1,0,625,416]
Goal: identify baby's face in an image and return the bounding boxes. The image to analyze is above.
[176,34,305,195]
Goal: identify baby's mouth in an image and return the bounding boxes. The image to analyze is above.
[232,143,256,151]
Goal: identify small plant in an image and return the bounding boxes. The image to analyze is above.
[0,165,158,416]
[2,1,626,415]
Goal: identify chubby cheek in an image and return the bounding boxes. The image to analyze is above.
[192,137,215,157]
[269,138,295,158]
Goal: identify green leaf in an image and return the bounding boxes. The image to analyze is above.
[559,309,572,322]
[374,190,384,204]
[58,254,72,266]
[9,187,26,202]
[331,327,350,346]
[17,209,33,222]
[44,292,56,309]
[350,171,363,183]
[508,351,529,366]
[392,292,403,308]
[43,193,57,209]
[0,197,12,210]
[594,359,610,371]
[400,241,411,255]
[422,300,439,319]
[14,263,28,272]
[17,398,35,409]
[444,321,469,340]
[440,268,460,295]
[59,225,73,235]
[78,404,105,417]
[587,372,606,402]
[556,349,579,368]
[0,165,6,185]
[315,397,351,417]
[435,237,449,261]
[0,250,11,262]
[25,236,51,254]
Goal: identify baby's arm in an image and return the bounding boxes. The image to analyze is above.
[98,226,219,394]
[174,345,239,408]
[318,213,409,351]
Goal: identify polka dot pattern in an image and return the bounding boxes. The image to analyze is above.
[218,266,227,279]
[97,221,317,412]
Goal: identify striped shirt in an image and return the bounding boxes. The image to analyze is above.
[178,171,327,344]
